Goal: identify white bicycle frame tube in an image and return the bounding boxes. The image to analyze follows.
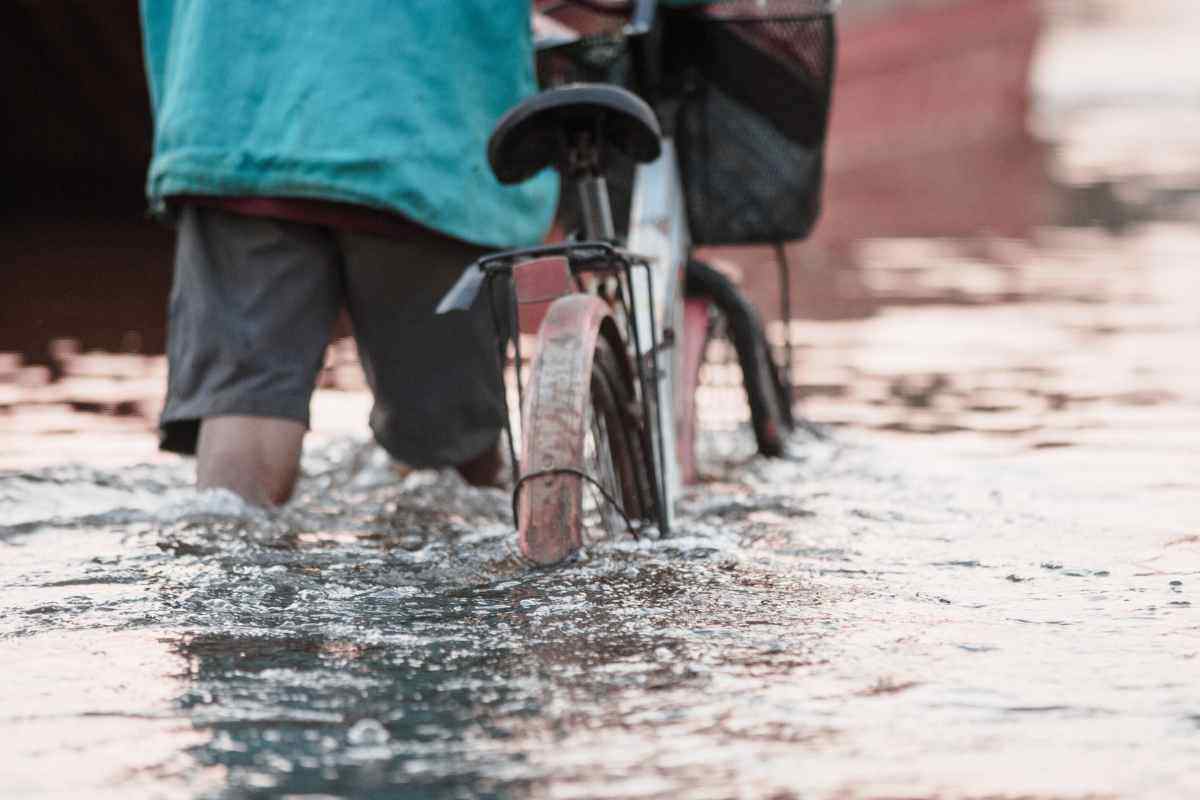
[626,138,690,529]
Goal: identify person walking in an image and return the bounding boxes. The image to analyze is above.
[141,2,557,505]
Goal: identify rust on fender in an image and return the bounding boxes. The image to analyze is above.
[517,294,614,565]
[513,256,575,336]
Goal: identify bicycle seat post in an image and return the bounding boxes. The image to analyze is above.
[487,84,660,242]
[567,131,615,242]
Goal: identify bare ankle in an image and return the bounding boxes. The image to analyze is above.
[196,415,305,507]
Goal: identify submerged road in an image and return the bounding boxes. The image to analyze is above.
[3,1,1200,797]
[1,428,1197,798]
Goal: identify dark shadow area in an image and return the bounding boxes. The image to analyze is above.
[2,2,172,364]
[2,0,1050,362]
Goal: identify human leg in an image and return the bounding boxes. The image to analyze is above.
[338,230,507,483]
[160,206,343,505]
[196,416,306,506]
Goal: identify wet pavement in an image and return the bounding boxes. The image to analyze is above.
[3,2,1200,798]
[3,428,1197,799]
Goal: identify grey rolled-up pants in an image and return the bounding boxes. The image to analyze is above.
[160,205,505,468]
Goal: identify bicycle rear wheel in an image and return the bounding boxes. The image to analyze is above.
[517,294,658,565]
[685,259,795,458]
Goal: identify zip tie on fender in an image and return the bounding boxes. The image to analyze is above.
[511,467,643,541]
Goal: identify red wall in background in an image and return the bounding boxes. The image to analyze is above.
[1,0,1048,361]
[820,0,1046,245]
[2,2,170,364]
[705,0,1049,320]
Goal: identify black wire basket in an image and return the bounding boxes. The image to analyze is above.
[535,0,837,247]
[662,0,837,245]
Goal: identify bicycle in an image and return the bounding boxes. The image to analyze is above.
[439,0,837,564]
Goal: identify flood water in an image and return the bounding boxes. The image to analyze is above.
[4,2,1200,798]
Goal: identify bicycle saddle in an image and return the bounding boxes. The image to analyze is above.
[487,83,662,185]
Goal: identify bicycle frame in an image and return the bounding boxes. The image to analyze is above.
[571,130,690,532]
[436,145,691,538]
[438,0,693,538]
[559,135,691,534]
[626,138,690,530]
[444,1,830,555]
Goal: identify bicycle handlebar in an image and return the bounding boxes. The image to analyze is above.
[554,0,634,16]
[533,0,661,104]
[628,0,656,35]
[536,0,657,42]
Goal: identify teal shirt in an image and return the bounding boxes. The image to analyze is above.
[141,1,558,248]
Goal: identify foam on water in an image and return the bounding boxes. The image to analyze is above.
[5,3,1200,796]
[2,428,1197,799]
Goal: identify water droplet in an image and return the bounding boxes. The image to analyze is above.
[347,718,390,746]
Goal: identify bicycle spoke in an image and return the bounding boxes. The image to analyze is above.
[581,397,622,543]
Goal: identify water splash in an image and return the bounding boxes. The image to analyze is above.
[2,426,1196,798]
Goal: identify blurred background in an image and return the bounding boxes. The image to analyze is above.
[3,0,1198,487]
[5,7,1197,796]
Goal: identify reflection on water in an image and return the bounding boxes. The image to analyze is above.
[4,1,1200,798]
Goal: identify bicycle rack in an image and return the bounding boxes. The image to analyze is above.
[469,240,671,539]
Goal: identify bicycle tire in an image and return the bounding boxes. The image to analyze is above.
[517,294,658,565]
[685,259,794,457]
